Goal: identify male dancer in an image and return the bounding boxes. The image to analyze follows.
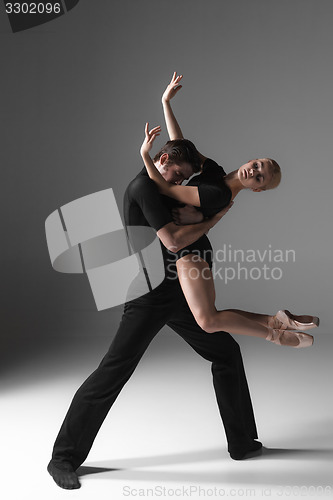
[47,102,261,493]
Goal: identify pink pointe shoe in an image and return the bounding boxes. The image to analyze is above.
[266,329,314,348]
[273,310,319,331]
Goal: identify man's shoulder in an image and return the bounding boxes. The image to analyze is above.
[126,171,158,199]
[128,174,153,189]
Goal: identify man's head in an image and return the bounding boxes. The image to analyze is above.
[153,139,201,184]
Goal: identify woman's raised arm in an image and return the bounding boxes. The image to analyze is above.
[162,72,184,140]
[162,72,207,164]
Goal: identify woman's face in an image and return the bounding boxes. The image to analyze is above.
[238,159,273,191]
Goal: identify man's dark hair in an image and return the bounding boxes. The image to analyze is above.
[153,139,201,173]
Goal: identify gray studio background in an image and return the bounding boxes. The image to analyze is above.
[1,0,332,386]
[2,2,333,497]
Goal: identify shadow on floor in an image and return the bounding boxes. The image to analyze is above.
[77,466,122,477]
[261,447,333,459]
[79,447,333,487]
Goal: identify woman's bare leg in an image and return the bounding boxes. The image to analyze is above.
[176,255,299,346]
[224,309,270,328]
[224,309,318,330]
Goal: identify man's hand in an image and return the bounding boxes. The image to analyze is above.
[205,201,234,234]
[162,72,183,104]
[211,201,234,223]
[172,204,204,225]
[140,123,161,158]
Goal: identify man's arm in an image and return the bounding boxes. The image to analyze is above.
[162,72,207,164]
[130,175,233,254]
[172,205,204,225]
[158,217,216,253]
[158,202,233,253]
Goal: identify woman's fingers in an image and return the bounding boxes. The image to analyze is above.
[144,123,161,145]
[149,126,161,133]
[145,123,160,136]
[148,130,161,144]
[148,126,161,139]
[171,71,183,85]
[150,132,160,139]
[172,72,183,82]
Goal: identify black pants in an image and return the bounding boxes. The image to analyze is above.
[52,279,258,469]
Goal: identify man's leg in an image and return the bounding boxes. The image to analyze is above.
[167,290,259,460]
[49,282,178,488]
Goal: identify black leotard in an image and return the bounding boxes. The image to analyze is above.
[176,158,232,267]
[188,158,232,217]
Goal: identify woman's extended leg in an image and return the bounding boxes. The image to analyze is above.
[223,309,318,330]
[176,254,312,347]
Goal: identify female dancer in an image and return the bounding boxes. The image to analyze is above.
[140,73,319,348]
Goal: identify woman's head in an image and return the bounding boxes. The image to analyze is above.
[238,158,281,192]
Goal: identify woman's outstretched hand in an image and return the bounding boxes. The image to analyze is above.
[162,72,183,104]
[140,123,161,158]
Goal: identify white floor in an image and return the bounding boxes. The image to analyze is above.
[2,329,333,500]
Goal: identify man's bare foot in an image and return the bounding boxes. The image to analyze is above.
[47,460,81,489]
[229,440,263,460]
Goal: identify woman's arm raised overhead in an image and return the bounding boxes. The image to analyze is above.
[140,123,201,207]
[162,72,207,165]
[162,72,184,140]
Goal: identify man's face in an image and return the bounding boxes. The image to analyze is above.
[158,162,193,185]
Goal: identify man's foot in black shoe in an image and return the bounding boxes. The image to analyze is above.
[229,440,263,461]
[47,460,81,489]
